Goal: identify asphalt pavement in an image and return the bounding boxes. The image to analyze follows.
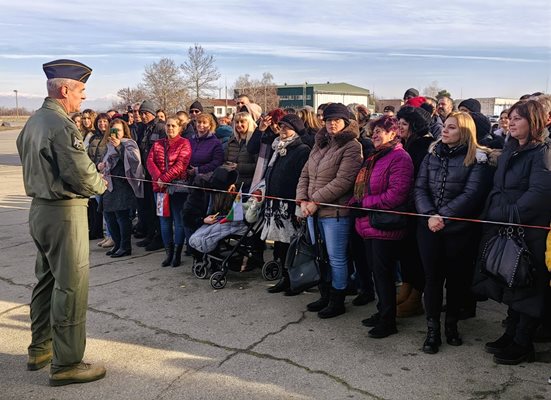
[0,128,549,400]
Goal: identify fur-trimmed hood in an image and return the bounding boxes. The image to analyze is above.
[315,120,360,148]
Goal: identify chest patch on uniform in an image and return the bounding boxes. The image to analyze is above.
[72,135,84,151]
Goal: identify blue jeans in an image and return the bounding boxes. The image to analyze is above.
[308,216,351,290]
[156,192,186,246]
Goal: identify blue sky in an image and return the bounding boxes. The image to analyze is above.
[0,0,550,110]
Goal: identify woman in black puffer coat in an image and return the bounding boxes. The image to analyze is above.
[473,100,551,365]
[394,106,435,318]
[414,111,493,355]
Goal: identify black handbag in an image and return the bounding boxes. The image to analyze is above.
[286,218,326,292]
[480,207,534,288]
[355,167,408,230]
[368,207,408,231]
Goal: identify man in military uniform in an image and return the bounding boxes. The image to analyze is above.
[17,59,108,386]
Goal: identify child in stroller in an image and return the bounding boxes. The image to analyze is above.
[187,168,265,288]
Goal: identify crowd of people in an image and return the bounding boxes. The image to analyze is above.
[75,89,551,368]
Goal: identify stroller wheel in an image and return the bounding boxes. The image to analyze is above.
[262,260,282,281]
[193,262,209,279]
[210,271,227,289]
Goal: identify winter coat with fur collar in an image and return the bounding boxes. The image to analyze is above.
[296,121,363,218]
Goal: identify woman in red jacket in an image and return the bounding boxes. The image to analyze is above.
[147,117,192,267]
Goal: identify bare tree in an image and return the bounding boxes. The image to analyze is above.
[233,72,279,111]
[422,81,443,98]
[181,44,221,99]
[111,86,148,111]
[140,58,189,114]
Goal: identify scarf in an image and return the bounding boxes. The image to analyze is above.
[353,138,399,201]
[103,138,144,198]
[267,133,300,167]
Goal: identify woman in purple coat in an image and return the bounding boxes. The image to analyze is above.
[352,115,414,339]
[183,113,224,252]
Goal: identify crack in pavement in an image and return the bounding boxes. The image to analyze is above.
[90,251,162,269]
[88,307,384,400]
[90,269,159,288]
[0,275,34,289]
[154,364,211,400]
[468,373,518,400]
[0,240,33,251]
[0,303,28,317]
[217,311,307,368]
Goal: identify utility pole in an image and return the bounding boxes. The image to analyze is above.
[13,90,19,120]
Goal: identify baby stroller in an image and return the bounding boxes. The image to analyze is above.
[188,174,272,289]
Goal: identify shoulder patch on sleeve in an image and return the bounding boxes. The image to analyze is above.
[72,134,85,151]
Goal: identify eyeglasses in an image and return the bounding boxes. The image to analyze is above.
[236,101,244,106]
[190,109,201,114]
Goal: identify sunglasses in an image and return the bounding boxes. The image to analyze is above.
[190,109,201,114]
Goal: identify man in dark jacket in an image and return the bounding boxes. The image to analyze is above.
[137,100,166,251]
[182,100,203,139]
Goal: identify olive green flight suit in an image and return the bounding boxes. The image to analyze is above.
[16,98,106,370]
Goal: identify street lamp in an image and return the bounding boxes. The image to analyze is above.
[13,90,19,120]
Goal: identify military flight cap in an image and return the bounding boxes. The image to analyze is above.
[42,59,92,83]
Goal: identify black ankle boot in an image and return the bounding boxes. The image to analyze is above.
[484,333,514,354]
[268,271,290,293]
[161,244,174,267]
[307,283,331,312]
[493,342,535,365]
[445,317,463,346]
[423,318,442,354]
[172,245,183,267]
[318,288,346,319]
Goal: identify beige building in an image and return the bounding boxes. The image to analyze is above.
[457,97,518,116]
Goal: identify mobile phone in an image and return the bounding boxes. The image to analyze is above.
[109,128,117,138]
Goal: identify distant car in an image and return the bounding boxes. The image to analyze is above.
[370,113,383,119]
[488,115,499,123]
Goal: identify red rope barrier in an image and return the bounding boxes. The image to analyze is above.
[106,174,551,231]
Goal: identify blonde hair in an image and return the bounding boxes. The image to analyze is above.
[445,111,485,166]
[232,112,257,138]
[297,107,322,131]
[196,113,217,133]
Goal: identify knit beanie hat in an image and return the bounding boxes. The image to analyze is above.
[323,103,350,122]
[279,114,305,134]
[470,112,491,139]
[189,100,203,112]
[458,98,481,113]
[420,102,435,115]
[396,106,432,136]
[403,88,419,99]
[139,100,156,116]
[404,96,427,108]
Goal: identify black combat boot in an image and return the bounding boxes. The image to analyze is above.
[171,244,183,267]
[444,316,463,346]
[306,282,331,312]
[318,288,346,319]
[161,244,174,267]
[422,317,442,354]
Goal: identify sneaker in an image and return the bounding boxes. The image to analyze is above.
[27,350,53,371]
[49,362,106,386]
[361,312,381,327]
